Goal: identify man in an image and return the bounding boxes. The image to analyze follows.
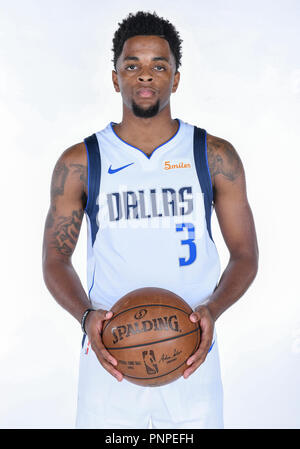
[42,11,258,429]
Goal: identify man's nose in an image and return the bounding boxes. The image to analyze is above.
[138,71,153,82]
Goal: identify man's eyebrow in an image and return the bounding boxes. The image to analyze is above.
[123,56,170,63]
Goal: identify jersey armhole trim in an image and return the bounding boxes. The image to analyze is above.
[83,133,101,246]
[193,125,214,242]
[84,139,91,213]
[204,131,214,202]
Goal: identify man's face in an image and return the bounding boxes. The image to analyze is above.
[112,35,180,118]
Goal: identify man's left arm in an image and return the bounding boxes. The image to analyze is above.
[184,135,259,378]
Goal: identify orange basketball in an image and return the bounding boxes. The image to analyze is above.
[101,287,201,387]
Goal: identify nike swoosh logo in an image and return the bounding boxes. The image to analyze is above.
[108,162,134,174]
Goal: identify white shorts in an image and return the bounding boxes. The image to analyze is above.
[75,330,224,429]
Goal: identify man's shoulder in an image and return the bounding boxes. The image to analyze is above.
[59,142,87,165]
[57,123,110,172]
[206,132,244,185]
[51,142,88,197]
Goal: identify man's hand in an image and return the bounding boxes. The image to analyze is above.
[183,305,215,379]
[85,309,124,382]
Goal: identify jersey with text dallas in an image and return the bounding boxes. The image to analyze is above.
[83,118,221,311]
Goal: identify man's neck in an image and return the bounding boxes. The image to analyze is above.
[112,108,179,154]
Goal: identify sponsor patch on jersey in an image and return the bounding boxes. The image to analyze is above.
[163,160,192,170]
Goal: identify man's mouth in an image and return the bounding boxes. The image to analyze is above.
[136,88,156,98]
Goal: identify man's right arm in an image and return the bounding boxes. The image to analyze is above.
[42,142,123,381]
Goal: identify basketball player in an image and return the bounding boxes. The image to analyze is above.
[42,11,259,429]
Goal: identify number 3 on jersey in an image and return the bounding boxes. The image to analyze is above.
[176,223,197,266]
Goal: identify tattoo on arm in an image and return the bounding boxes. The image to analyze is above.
[50,209,84,256]
[51,162,69,197]
[207,137,243,183]
[69,163,88,187]
[45,149,88,258]
[69,163,88,206]
[50,160,88,208]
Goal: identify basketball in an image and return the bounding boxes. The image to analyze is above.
[101,287,201,387]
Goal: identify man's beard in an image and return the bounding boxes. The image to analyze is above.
[132,99,160,118]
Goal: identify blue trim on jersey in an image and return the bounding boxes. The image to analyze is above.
[83,140,90,212]
[110,118,181,159]
[193,126,214,241]
[208,339,215,353]
[88,265,96,298]
[83,133,101,246]
[204,131,214,194]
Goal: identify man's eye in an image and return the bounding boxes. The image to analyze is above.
[125,65,166,71]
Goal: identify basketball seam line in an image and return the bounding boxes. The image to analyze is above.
[104,326,200,350]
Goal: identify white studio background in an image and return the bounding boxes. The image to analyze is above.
[0,0,299,429]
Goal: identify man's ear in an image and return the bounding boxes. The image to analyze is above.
[112,70,120,93]
[171,71,180,93]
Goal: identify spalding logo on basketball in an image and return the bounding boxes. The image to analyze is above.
[102,287,201,387]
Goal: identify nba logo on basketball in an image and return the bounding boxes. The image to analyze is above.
[142,350,159,374]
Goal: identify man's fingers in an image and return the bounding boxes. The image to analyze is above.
[184,357,204,378]
[182,305,216,378]
[84,308,112,336]
[91,338,123,381]
[84,308,123,381]
[189,311,200,323]
[184,338,212,377]
[186,338,211,366]
[100,345,118,367]
[184,335,215,378]
[185,310,214,375]
[98,355,123,381]
[96,308,113,327]
[91,335,117,366]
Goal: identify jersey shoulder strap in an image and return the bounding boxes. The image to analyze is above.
[193,126,214,241]
[84,133,101,245]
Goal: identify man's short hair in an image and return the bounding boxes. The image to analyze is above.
[112,11,183,72]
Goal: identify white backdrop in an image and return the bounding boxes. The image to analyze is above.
[0,0,299,429]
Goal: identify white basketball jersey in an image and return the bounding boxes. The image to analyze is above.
[83,118,221,311]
